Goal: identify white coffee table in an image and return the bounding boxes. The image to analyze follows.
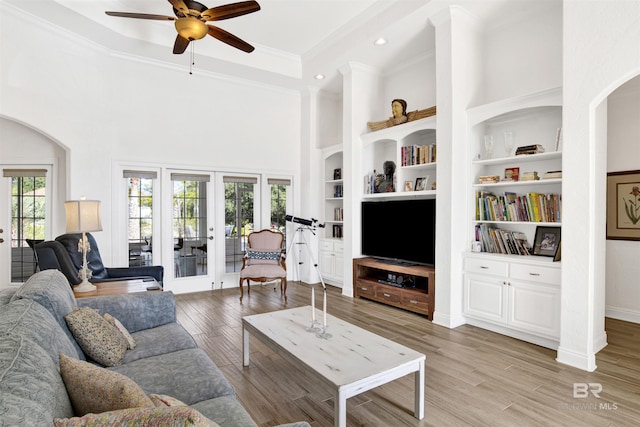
[242,306,425,427]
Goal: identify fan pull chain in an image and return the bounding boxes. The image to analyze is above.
[189,43,195,75]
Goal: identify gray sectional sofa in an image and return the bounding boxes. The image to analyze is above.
[0,269,309,427]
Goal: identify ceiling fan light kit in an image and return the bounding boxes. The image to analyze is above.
[105,0,260,54]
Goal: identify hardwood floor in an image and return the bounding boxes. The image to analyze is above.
[175,282,640,427]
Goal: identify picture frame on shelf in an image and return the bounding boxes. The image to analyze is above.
[404,181,413,192]
[415,176,428,191]
[333,168,342,180]
[533,226,561,257]
[606,170,640,240]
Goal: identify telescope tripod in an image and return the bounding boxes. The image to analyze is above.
[287,225,331,339]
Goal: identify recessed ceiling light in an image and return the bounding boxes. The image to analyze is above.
[374,37,387,46]
[314,74,325,80]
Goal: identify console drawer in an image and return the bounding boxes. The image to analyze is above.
[510,263,561,284]
[401,291,430,315]
[376,286,401,303]
[464,257,508,276]
[355,282,376,298]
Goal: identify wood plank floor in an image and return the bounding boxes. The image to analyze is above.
[175,282,640,427]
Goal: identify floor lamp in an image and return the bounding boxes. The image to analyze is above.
[64,199,102,292]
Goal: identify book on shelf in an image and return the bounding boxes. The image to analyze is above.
[515,144,545,155]
[504,167,519,181]
[333,184,343,197]
[478,175,500,184]
[332,224,343,238]
[542,170,562,179]
[401,143,436,166]
[475,223,531,255]
[475,190,561,222]
[520,171,539,181]
[334,207,344,221]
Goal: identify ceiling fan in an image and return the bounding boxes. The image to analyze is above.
[105,0,260,54]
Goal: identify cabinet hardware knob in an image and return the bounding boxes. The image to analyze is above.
[529,272,540,276]
[362,287,368,291]
[480,266,489,269]
[410,300,418,304]
[383,293,391,297]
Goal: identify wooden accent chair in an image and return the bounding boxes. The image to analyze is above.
[239,229,287,302]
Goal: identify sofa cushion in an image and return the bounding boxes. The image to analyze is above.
[0,334,74,424]
[59,354,154,416]
[0,288,16,306]
[191,396,258,427]
[149,394,188,407]
[10,269,84,359]
[65,307,128,366]
[104,313,136,349]
[109,348,235,405]
[0,298,80,364]
[53,406,220,427]
[123,322,197,364]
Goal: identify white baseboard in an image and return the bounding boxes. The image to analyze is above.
[556,346,597,372]
[605,306,640,324]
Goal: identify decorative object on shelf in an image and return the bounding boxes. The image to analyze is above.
[516,144,545,155]
[333,168,342,180]
[503,131,514,156]
[64,198,103,292]
[374,160,396,193]
[606,170,640,240]
[431,181,436,190]
[555,127,563,151]
[504,167,520,181]
[483,135,494,159]
[367,99,437,132]
[533,226,561,257]
[404,181,413,192]
[415,176,428,191]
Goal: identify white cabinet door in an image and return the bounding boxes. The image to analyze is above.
[463,274,508,324]
[319,250,334,278]
[508,280,560,338]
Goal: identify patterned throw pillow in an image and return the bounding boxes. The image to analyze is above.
[64,307,128,366]
[53,406,220,427]
[59,354,154,416]
[104,313,136,349]
[246,250,281,265]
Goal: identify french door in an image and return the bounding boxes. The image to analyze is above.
[163,170,216,294]
[0,166,51,287]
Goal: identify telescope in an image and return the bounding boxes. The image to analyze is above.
[285,215,325,228]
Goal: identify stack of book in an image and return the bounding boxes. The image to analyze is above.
[542,170,562,179]
[478,175,500,184]
[401,143,436,166]
[520,171,539,181]
[475,223,531,255]
[475,191,562,222]
[515,144,545,155]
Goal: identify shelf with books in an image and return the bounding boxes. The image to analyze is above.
[361,116,437,199]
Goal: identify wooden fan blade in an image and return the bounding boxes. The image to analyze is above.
[207,25,255,52]
[201,1,260,21]
[173,34,191,54]
[105,11,175,21]
[167,0,190,17]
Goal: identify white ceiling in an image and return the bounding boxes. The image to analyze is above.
[5,0,559,92]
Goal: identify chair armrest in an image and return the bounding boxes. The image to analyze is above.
[106,265,164,284]
[76,291,176,333]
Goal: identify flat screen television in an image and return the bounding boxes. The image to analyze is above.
[361,198,436,266]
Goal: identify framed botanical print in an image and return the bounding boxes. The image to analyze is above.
[607,170,640,240]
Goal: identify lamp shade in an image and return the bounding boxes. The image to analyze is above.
[65,200,103,233]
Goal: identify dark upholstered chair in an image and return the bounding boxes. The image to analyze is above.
[238,229,287,302]
[35,233,164,286]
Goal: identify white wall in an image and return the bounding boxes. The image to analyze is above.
[560,0,640,372]
[606,78,640,323]
[0,9,301,263]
